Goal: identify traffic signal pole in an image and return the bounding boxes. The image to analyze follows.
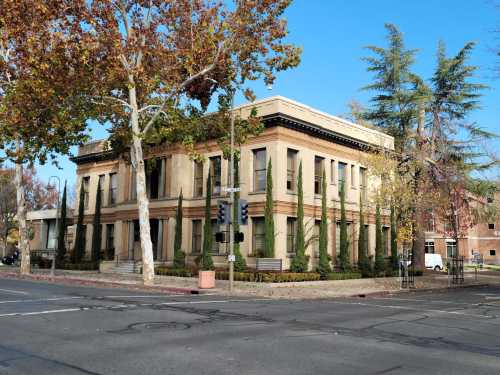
[229,94,235,293]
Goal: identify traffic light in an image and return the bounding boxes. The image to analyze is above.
[238,199,249,225]
[217,200,230,225]
[235,232,244,243]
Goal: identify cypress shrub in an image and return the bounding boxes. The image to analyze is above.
[338,182,350,271]
[173,191,185,268]
[232,157,247,271]
[357,196,371,276]
[263,158,275,258]
[290,161,308,272]
[90,179,102,262]
[72,179,86,263]
[200,174,214,270]
[390,203,399,270]
[317,169,331,277]
[56,182,67,262]
[374,202,385,274]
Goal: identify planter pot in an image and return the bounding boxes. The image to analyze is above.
[198,270,215,289]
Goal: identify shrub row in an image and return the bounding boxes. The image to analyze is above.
[324,272,362,281]
[57,261,99,271]
[155,267,194,278]
[216,271,322,283]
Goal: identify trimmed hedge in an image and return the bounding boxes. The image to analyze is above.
[216,271,321,283]
[324,272,362,281]
[155,267,194,278]
[57,261,99,271]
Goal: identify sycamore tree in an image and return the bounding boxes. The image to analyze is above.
[0,1,93,274]
[70,0,300,285]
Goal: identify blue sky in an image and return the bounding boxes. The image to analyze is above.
[37,0,500,188]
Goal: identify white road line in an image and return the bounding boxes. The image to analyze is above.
[371,297,477,305]
[0,298,271,318]
[0,288,29,295]
[330,300,494,319]
[0,308,81,318]
[0,297,84,304]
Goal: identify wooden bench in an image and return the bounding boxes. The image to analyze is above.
[256,258,282,272]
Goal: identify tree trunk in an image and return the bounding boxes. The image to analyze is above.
[15,143,30,275]
[128,82,155,286]
[412,100,426,271]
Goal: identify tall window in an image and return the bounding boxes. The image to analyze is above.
[313,220,321,257]
[488,223,495,230]
[359,167,367,200]
[193,161,203,197]
[98,175,105,205]
[105,223,115,259]
[109,173,117,205]
[382,227,390,255]
[446,240,457,258]
[338,162,346,190]
[287,217,296,254]
[253,148,267,192]
[83,176,90,208]
[46,220,57,249]
[145,159,161,199]
[287,149,297,191]
[252,217,265,256]
[330,160,336,184]
[192,220,202,254]
[209,156,221,196]
[314,156,324,195]
[426,210,435,232]
[211,219,221,254]
[425,241,435,254]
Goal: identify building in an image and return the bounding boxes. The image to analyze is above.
[424,192,500,265]
[27,209,74,251]
[30,96,397,270]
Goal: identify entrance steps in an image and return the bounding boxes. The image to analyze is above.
[105,261,139,275]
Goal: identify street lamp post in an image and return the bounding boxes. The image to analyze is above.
[48,176,61,277]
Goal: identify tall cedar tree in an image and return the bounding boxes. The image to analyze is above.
[290,162,307,272]
[232,157,247,271]
[357,197,370,275]
[66,0,301,285]
[374,203,385,274]
[264,159,275,258]
[91,180,102,262]
[56,182,67,262]
[390,204,399,270]
[201,174,214,270]
[173,190,185,268]
[338,182,350,271]
[362,23,418,152]
[72,180,85,263]
[317,169,331,277]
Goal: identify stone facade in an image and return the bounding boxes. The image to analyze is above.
[35,96,399,269]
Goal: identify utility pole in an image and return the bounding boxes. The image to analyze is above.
[229,93,235,293]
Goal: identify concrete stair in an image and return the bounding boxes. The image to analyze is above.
[106,261,138,275]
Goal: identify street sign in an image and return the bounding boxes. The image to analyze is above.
[227,254,236,262]
[224,187,241,193]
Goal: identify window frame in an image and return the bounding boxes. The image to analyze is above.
[82,176,90,209]
[109,173,118,205]
[286,149,298,192]
[338,162,347,190]
[253,148,267,192]
[191,220,202,254]
[209,156,222,197]
[314,156,324,195]
[286,217,297,254]
[193,161,204,198]
[252,217,265,256]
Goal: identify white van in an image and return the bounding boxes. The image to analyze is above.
[425,253,444,271]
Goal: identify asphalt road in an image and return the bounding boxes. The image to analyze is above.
[0,278,499,375]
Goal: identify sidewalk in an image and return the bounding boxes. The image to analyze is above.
[1,267,499,299]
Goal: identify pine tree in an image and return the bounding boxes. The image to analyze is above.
[338,181,350,271]
[56,182,67,262]
[374,202,385,274]
[362,23,419,153]
[90,179,102,262]
[201,174,214,270]
[390,203,399,270]
[232,156,247,271]
[317,169,331,277]
[357,196,370,276]
[72,180,85,263]
[290,161,307,272]
[173,190,185,268]
[264,158,275,258]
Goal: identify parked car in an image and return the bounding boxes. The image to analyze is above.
[425,253,443,271]
[1,249,20,266]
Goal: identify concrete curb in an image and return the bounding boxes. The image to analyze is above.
[0,271,206,295]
